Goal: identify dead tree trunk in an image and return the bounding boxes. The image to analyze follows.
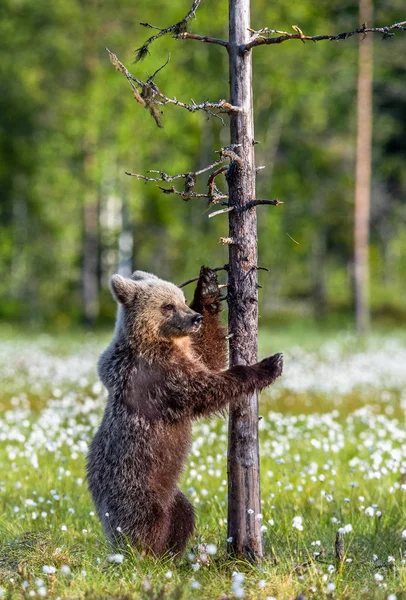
[354,0,373,334]
[226,0,263,561]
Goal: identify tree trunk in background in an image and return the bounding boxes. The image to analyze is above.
[81,7,100,326]
[354,0,373,334]
[81,166,100,325]
[227,0,263,561]
[311,195,327,320]
[118,195,133,277]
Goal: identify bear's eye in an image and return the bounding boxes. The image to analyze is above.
[162,304,175,311]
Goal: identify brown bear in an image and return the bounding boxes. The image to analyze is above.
[87,266,283,557]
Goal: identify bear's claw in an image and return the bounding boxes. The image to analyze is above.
[195,266,222,303]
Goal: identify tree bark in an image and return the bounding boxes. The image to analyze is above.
[354,0,373,334]
[227,0,263,561]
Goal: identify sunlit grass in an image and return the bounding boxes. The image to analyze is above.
[1,327,406,599]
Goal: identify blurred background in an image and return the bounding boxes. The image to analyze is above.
[1,0,405,333]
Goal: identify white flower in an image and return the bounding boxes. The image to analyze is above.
[327,564,335,573]
[388,556,395,563]
[402,529,406,539]
[327,583,336,592]
[232,572,245,599]
[60,565,71,575]
[191,581,201,589]
[61,524,67,531]
[107,554,124,564]
[38,587,47,597]
[206,544,217,555]
[365,506,375,517]
[165,571,172,579]
[387,594,397,600]
[42,565,56,574]
[292,516,303,531]
[374,573,384,582]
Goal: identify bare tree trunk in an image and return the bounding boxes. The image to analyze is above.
[354,0,373,334]
[227,0,262,561]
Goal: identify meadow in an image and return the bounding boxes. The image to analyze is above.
[0,324,405,600]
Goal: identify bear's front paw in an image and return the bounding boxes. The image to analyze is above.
[193,266,222,312]
[258,352,283,380]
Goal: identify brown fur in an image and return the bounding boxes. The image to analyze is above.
[86,266,283,557]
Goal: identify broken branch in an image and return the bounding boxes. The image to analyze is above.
[209,198,282,218]
[244,21,406,51]
[241,199,283,210]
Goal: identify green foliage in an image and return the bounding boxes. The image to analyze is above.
[0,0,405,324]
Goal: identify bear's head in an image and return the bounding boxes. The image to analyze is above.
[110,271,202,346]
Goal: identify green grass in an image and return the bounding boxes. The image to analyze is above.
[0,324,406,599]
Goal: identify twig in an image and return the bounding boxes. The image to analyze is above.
[244,21,406,51]
[135,0,202,61]
[286,232,300,245]
[208,166,229,202]
[175,32,228,48]
[178,266,228,288]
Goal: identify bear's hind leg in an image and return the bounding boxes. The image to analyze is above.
[166,490,195,556]
[126,500,171,556]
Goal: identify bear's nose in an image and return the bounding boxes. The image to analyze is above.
[192,313,203,324]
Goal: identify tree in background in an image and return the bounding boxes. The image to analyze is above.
[354,0,373,334]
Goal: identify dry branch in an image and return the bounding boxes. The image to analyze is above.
[208,198,282,218]
[107,48,239,126]
[125,147,246,203]
[175,32,228,48]
[135,0,202,61]
[242,199,283,210]
[157,186,228,202]
[244,21,406,51]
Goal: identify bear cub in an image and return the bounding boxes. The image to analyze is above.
[87,266,283,556]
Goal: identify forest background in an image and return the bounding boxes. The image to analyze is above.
[1,0,405,329]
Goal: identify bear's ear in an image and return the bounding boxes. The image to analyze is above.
[130,270,158,282]
[110,274,138,305]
